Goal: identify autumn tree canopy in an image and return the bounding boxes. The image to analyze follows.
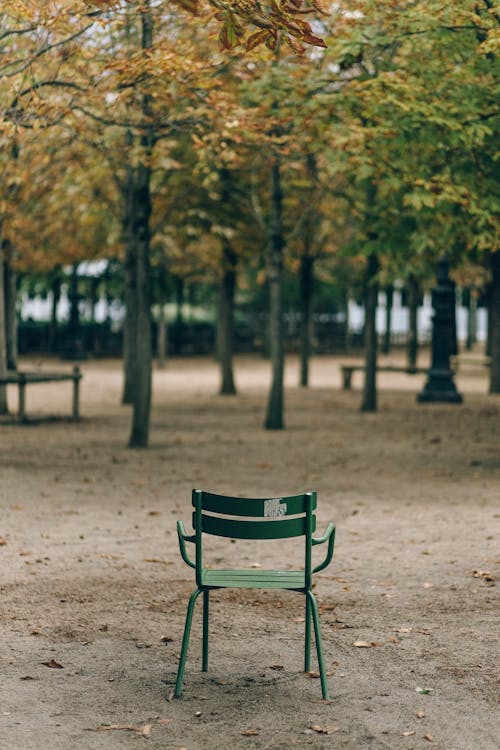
[0,0,499,438]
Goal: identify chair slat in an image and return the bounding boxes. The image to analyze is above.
[195,512,316,539]
[202,570,306,589]
[195,490,316,517]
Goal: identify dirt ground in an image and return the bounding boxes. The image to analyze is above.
[1,352,499,750]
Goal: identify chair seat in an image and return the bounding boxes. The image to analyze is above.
[201,568,306,590]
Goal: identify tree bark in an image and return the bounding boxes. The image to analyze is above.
[489,252,500,393]
[123,161,152,448]
[344,289,352,353]
[264,159,285,430]
[48,271,61,354]
[407,274,419,372]
[123,225,138,404]
[450,278,458,356]
[121,4,154,447]
[465,289,477,351]
[64,263,84,360]
[157,303,167,369]
[4,258,17,371]
[217,242,237,395]
[0,242,8,413]
[171,275,184,355]
[299,254,313,387]
[382,285,393,355]
[361,253,379,412]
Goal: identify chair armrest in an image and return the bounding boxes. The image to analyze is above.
[177,520,196,569]
[312,523,336,574]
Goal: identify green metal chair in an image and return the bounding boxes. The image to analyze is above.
[174,489,335,699]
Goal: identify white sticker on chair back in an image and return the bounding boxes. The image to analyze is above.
[264,498,287,517]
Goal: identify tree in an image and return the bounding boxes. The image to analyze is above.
[314,0,500,408]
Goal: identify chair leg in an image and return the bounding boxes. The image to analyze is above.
[304,594,311,673]
[202,590,209,672]
[306,590,329,700]
[174,588,203,697]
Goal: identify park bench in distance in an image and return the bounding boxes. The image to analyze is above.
[340,363,427,390]
[0,366,82,421]
[450,354,490,371]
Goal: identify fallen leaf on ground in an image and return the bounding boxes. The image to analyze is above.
[307,670,335,678]
[0,538,7,546]
[41,660,63,669]
[143,558,172,565]
[353,640,380,648]
[310,724,339,734]
[87,724,152,737]
[416,710,426,719]
[472,570,495,582]
[424,734,434,742]
[422,583,434,589]
[402,730,416,736]
[269,664,284,670]
[241,729,259,736]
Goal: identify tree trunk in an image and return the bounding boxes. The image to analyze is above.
[122,222,137,404]
[450,278,458,356]
[344,288,352,353]
[264,159,285,430]
[485,283,492,358]
[361,253,379,412]
[465,289,477,351]
[123,162,152,448]
[217,242,237,395]
[0,244,8,413]
[4,258,17,370]
[171,275,184,355]
[122,4,154,447]
[64,263,84,360]
[489,252,500,393]
[48,271,61,354]
[382,285,393,355]
[157,303,167,369]
[299,254,313,387]
[407,274,419,372]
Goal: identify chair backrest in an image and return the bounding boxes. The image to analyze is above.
[192,489,317,540]
[191,489,317,586]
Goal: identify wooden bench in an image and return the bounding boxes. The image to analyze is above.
[340,364,427,390]
[0,366,82,421]
[450,355,490,371]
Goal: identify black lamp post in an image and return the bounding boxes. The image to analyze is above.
[417,257,462,404]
